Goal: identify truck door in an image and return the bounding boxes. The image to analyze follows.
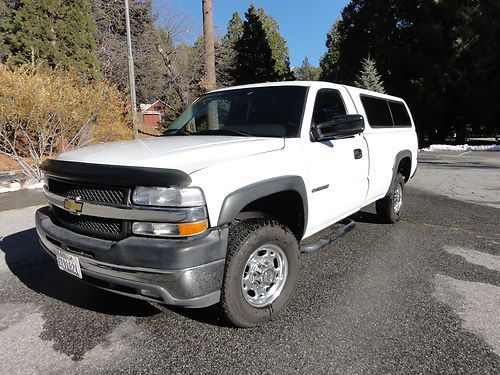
[303,87,369,233]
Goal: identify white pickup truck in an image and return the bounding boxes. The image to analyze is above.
[36,81,418,327]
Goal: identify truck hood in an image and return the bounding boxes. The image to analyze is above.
[57,136,285,174]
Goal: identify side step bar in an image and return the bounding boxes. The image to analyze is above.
[299,219,356,253]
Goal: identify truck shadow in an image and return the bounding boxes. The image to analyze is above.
[166,305,227,327]
[0,228,159,317]
[350,210,384,224]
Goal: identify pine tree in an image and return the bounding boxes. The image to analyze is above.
[256,6,294,80]
[217,12,243,85]
[295,57,320,81]
[0,1,10,61]
[2,0,99,79]
[224,12,243,49]
[354,57,385,93]
[231,5,294,84]
[233,5,277,84]
[319,19,342,82]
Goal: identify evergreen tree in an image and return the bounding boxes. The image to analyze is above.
[218,12,243,85]
[319,19,342,82]
[295,56,320,81]
[231,5,294,84]
[331,0,499,144]
[0,1,10,61]
[256,6,294,80]
[354,57,385,93]
[330,0,445,142]
[224,12,243,49]
[2,0,99,79]
[233,5,277,84]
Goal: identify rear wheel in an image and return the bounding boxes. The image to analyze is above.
[219,219,300,328]
[376,172,405,223]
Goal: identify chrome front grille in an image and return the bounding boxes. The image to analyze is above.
[48,178,128,205]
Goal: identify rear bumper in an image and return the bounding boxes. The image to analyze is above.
[35,206,228,308]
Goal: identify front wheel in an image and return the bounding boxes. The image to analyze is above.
[376,172,405,223]
[219,219,300,328]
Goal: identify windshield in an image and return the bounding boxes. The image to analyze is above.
[167,86,308,137]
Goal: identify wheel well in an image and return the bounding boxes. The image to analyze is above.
[235,190,305,240]
[398,157,412,182]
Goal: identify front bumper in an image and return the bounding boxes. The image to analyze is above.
[35,206,228,308]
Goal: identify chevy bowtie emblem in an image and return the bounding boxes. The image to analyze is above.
[64,197,83,215]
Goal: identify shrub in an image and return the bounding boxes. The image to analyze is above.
[0,64,131,179]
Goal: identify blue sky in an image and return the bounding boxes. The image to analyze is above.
[154,1,349,67]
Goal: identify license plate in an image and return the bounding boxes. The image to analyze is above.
[56,250,82,279]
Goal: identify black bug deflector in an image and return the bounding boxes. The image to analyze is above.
[41,159,192,187]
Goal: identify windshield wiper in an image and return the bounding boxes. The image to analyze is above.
[164,129,193,136]
[197,128,252,137]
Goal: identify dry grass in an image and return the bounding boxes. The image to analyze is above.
[0,64,133,179]
[0,155,22,172]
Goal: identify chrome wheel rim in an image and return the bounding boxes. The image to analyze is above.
[241,244,288,308]
[393,184,403,213]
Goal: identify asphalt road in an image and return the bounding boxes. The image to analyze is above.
[0,153,499,374]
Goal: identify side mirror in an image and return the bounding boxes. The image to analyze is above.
[310,114,365,142]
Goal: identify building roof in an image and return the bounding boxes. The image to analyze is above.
[140,99,168,113]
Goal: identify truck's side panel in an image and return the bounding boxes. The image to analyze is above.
[299,85,369,237]
[346,87,418,203]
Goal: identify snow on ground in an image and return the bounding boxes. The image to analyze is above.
[0,181,43,194]
[421,144,500,152]
[25,182,44,190]
[0,182,22,194]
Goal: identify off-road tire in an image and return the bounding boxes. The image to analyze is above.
[376,172,405,224]
[218,218,300,328]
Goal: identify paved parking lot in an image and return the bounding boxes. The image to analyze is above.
[413,150,500,208]
[0,151,499,374]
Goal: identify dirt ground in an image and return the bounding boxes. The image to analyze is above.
[0,155,22,172]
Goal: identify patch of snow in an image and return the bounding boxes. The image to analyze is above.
[0,179,43,194]
[25,181,44,190]
[421,144,500,152]
[0,182,21,194]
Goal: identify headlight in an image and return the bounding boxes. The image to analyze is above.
[132,186,205,207]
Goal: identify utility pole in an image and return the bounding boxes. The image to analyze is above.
[125,0,138,139]
[202,0,216,91]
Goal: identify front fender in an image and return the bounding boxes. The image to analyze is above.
[217,176,308,229]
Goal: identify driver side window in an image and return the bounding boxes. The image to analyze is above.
[312,89,347,125]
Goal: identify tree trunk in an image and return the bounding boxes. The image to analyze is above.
[455,122,467,145]
[202,0,218,129]
[202,0,216,91]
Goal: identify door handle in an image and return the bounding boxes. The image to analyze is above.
[354,149,363,159]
